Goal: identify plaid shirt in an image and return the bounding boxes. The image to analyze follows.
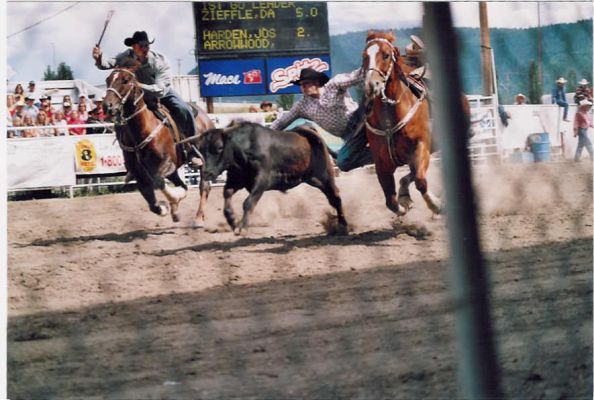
[271,68,364,138]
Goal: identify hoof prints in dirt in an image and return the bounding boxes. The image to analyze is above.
[19,229,177,247]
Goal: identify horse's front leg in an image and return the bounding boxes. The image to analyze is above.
[398,169,415,211]
[376,167,407,216]
[135,169,169,217]
[413,142,441,214]
[162,166,187,223]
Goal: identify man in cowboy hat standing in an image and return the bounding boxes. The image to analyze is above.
[92,31,197,150]
[573,99,594,161]
[574,78,593,105]
[270,67,372,171]
[552,77,570,122]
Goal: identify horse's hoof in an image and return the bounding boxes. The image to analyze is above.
[157,201,169,217]
[171,213,180,223]
[398,195,414,211]
[192,219,205,229]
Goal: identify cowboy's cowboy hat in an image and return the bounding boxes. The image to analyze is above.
[578,78,589,86]
[556,77,567,84]
[291,68,330,86]
[579,99,593,107]
[515,93,526,98]
[124,31,155,47]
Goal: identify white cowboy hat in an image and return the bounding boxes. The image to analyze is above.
[516,93,525,98]
[578,78,589,85]
[579,99,593,107]
[556,77,567,84]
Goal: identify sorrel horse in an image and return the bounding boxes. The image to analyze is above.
[363,31,457,216]
[103,65,214,225]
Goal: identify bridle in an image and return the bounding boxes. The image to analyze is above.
[106,68,165,153]
[365,38,402,106]
[106,68,147,125]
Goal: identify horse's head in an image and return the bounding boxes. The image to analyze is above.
[362,31,401,99]
[104,59,142,123]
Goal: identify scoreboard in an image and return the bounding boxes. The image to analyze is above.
[193,2,330,57]
[192,2,331,97]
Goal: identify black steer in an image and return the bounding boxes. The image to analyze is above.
[198,121,347,234]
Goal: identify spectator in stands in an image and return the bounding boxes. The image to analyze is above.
[9,116,24,138]
[13,100,26,120]
[86,108,107,134]
[90,100,106,121]
[63,95,73,104]
[62,101,73,117]
[77,102,89,122]
[248,105,259,113]
[514,93,527,105]
[552,77,570,122]
[260,101,272,112]
[574,79,593,105]
[7,94,17,117]
[573,99,594,161]
[26,81,41,106]
[39,96,54,120]
[13,83,25,102]
[52,110,69,136]
[67,109,86,135]
[23,96,39,120]
[22,115,37,138]
[34,111,56,137]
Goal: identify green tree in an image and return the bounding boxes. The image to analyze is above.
[56,62,74,80]
[43,65,57,80]
[566,69,577,92]
[528,60,542,104]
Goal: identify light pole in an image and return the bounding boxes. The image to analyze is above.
[51,42,56,70]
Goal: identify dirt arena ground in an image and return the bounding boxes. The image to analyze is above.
[7,161,593,399]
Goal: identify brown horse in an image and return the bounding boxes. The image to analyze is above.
[103,66,214,225]
[362,31,443,216]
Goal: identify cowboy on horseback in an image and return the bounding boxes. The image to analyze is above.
[92,31,200,169]
[270,68,373,172]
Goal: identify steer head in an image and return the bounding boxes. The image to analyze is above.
[198,128,228,181]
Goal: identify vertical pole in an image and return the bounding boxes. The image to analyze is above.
[206,97,214,114]
[423,3,503,399]
[479,2,493,97]
[537,2,543,92]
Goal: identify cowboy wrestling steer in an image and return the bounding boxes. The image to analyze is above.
[198,121,348,234]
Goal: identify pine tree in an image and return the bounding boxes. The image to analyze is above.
[43,65,57,80]
[56,62,74,80]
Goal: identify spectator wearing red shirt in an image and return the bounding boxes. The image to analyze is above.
[573,99,594,161]
[67,110,86,135]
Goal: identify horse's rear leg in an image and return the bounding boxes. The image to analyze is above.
[413,143,441,214]
[193,167,211,228]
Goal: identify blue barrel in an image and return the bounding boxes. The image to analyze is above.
[529,133,551,162]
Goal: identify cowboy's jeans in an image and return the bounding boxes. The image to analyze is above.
[574,128,593,161]
[336,103,373,171]
[160,91,197,139]
[556,99,569,120]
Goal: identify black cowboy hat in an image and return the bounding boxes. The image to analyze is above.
[124,31,155,47]
[291,68,330,86]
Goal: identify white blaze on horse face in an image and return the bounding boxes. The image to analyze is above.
[365,44,384,97]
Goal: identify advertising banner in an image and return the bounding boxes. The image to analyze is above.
[73,134,126,175]
[199,58,267,97]
[7,136,76,189]
[267,55,331,94]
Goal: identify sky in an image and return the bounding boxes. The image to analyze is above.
[5,1,593,85]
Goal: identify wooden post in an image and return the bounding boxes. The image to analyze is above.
[206,97,214,114]
[479,2,494,96]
